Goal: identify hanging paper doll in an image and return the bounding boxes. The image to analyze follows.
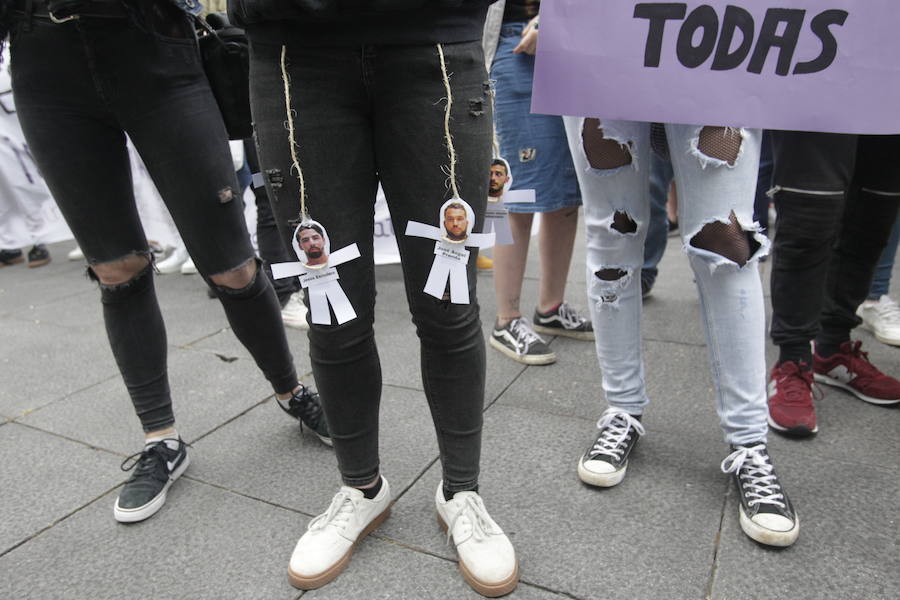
[484,157,536,245]
[405,198,494,304]
[271,221,360,325]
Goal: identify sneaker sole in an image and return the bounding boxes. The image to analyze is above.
[1,256,25,266]
[859,322,900,347]
[813,373,900,405]
[113,453,191,523]
[27,257,51,268]
[436,513,520,597]
[577,459,627,488]
[532,323,595,341]
[489,336,556,365]
[288,506,391,590]
[738,505,799,547]
[767,415,817,437]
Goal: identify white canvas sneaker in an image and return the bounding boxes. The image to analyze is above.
[288,478,391,590]
[857,295,900,346]
[435,483,518,597]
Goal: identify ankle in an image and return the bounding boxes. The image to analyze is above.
[145,426,178,444]
[358,475,383,500]
[536,302,562,316]
[443,484,478,502]
[496,315,520,328]
[276,384,303,402]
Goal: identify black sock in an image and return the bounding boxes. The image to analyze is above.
[814,340,843,359]
[361,476,383,500]
[777,343,812,368]
[443,484,478,502]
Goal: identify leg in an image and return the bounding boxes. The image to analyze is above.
[642,151,674,294]
[492,211,534,323]
[252,41,380,483]
[374,41,490,494]
[536,206,579,312]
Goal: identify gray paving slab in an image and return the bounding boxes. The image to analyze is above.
[302,536,569,600]
[188,325,314,379]
[19,346,272,455]
[0,423,122,554]
[188,385,440,516]
[0,317,118,418]
[0,480,304,600]
[711,449,900,600]
[380,404,727,599]
[496,337,723,437]
[0,241,87,316]
[151,272,236,346]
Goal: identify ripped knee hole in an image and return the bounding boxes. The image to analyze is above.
[696,126,742,166]
[582,118,633,170]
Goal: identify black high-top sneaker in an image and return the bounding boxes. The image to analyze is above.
[277,385,332,446]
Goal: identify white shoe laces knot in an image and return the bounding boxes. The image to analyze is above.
[721,445,785,508]
[308,491,354,532]
[446,494,500,545]
[509,318,543,353]
[557,302,586,329]
[588,409,645,459]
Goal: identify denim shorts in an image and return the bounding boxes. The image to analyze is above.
[491,22,581,214]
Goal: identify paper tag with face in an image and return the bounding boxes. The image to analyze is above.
[404,197,494,304]
[270,220,360,325]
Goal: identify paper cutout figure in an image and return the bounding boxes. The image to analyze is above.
[484,158,536,245]
[405,198,494,304]
[271,221,360,325]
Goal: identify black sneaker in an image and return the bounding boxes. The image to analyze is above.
[276,385,332,446]
[721,443,799,547]
[578,408,644,487]
[533,302,594,341]
[490,317,556,365]
[1,248,24,266]
[27,244,51,268]
[114,438,190,523]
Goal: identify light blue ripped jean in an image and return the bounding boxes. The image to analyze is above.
[563,119,770,446]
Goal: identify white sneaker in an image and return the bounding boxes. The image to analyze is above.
[435,483,518,597]
[180,257,197,275]
[156,246,188,274]
[857,295,900,346]
[282,291,309,330]
[67,246,84,261]
[288,478,391,590]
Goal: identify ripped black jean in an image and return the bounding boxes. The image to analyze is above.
[250,41,491,490]
[10,3,298,431]
[769,131,900,358]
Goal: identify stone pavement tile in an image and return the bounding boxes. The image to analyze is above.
[379,405,725,600]
[0,317,118,418]
[0,479,303,600]
[711,450,900,600]
[5,287,100,329]
[188,326,314,378]
[19,347,271,455]
[0,423,122,554]
[152,273,235,346]
[0,241,86,316]
[303,536,569,600]
[189,385,439,517]
[496,338,722,437]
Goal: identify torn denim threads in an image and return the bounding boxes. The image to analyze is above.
[564,118,769,445]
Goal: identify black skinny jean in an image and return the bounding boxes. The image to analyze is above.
[250,40,491,491]
[769,131,900,354]
[10,1,298,431]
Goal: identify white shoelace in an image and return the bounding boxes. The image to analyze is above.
[308,491,354,532]
[720,446,786,508]
[508,318,543,354]
[446,494,501,545]
[587,409,645,459]
[555,302,586,329]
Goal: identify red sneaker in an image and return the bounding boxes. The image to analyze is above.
[813,341,900,405]
[767,361,817,436]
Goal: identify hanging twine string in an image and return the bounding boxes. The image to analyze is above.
[280,46,308,220]
[488,81,500,158]
[436,44,460,200]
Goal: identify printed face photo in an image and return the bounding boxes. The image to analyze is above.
[292,221,330,268]
[440,198,475,243]
[488,159,511,199]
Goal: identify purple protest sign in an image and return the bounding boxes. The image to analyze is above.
[532,1,900,134]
